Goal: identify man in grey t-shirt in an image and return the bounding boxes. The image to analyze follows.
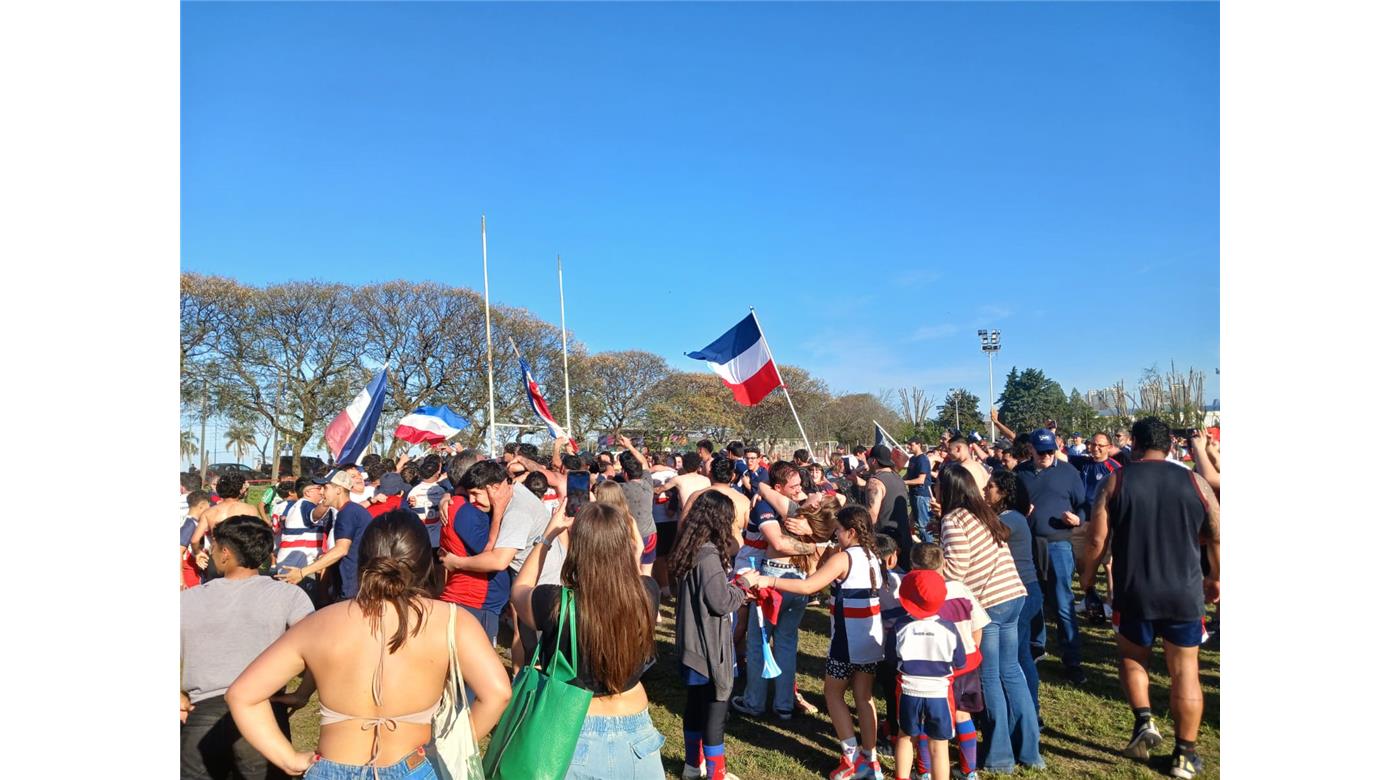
[617,450,659,575]
[181,516,314,780]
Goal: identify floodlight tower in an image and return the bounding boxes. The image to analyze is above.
[979,329,1001,442]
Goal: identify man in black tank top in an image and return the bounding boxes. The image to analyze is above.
[865,445,912,568]
[1080,417,1219,780]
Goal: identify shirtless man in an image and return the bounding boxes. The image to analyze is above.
[189,474,264,574]
[658,452,711,526]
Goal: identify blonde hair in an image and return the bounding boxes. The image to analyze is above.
[593,480,634,524]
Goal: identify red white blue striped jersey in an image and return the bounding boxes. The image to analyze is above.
[735,498,780,569]
[894,614,966,697]
[276,499,331,568]
[829,546,885,664]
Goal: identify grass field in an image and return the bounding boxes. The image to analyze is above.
[290,598,1219,779]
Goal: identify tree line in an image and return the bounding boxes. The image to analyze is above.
[181,273,1206,475]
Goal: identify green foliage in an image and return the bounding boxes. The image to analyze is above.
[997,366,1068,434]
[935,388,983,436]
[1063,388,1104,435]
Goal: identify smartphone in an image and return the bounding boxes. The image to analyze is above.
[566,470,591,516]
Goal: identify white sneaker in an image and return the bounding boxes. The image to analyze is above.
[681,764,706,779]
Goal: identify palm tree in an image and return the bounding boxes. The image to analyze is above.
[225,425,257,465]
[180,430,199,462]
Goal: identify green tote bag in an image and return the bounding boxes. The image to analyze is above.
[482,586,593,780]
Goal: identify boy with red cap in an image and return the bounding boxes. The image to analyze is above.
[893,566,966,780]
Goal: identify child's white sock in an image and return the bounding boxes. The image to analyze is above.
[841,737,858,762]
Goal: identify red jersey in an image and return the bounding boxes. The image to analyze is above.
[367,495,403,519]
[439,496,491,609]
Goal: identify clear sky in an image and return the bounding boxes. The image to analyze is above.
[182,1,1220,409]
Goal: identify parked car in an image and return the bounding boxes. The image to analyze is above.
[206,463,258,481]
[260,456,331,479]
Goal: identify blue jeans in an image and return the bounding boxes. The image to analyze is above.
[1017,580,1043,715]
[912,492,934,542]
[977,597,1044,772]
[566,710,665,779]
[739,564,808,716]
[1043,540,1082,668]
[305,747,436,779]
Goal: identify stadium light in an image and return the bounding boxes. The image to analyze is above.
[979,329,1001,442]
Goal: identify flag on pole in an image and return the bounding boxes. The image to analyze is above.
[394,405,467,446]
[686,313,782,406]
[520,357,577,450]
[324,369,388,466]
[874,420,910,469]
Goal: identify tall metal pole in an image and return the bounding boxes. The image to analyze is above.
[199,383,209,482]
[482,214,497,458]
[749,307,812,455]
[987,352,996,443]
[558,254,573,437]
[954,394,960,432]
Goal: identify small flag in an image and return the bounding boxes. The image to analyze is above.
[520,357,576,450]
[874,420,910,470]
[324,369,389,466]
[686,313,782,406]
[394,405,467,445]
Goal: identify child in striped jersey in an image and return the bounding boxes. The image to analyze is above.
[743,505,887,780]
[912,543,990,780]
[874,534,905,754]
[892,567,963,780]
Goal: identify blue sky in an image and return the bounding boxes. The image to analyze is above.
[183,1,1220,409]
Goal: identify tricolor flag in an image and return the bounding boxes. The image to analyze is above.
[686,313,782,406]
[394,405,467,446]
[520,357,576,449]
[324,369,389,466]
[874,420,910,470]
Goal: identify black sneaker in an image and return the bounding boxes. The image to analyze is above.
[1122,719,1163,759]
[1066,665,1088,685]
[1169,751,1204,779]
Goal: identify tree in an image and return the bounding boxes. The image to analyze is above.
[1062,389,1102,436]
[736,365,831,452]
[224,425,257,464]
[935,388,983,437]
[180,430,199,462]
[895,387,935,440]
[816,392,900,450]
[995,367,1068,434]
[646,372,742,443]
[571,351,673,437]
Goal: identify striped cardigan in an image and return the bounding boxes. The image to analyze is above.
[939,507,1027,610]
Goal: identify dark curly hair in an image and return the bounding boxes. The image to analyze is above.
[668,490,737,579]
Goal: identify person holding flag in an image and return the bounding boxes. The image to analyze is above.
[323,369,388,467]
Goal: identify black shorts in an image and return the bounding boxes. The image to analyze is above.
[656,522,679,557]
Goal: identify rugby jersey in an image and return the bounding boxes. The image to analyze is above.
[894,613,966,697]
[879,568,908,662]
[829,545,885,664]
[939,507,1027,610]
[735,498,780,568]
[276,499,331,569]
[938,578,990,673]
[406,479,447,547]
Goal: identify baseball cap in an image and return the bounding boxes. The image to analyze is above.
[375,472,408,496]
[869,444,896,468]
[994,437,1014,451]
[1030,428,1058,453]
[898,569,949,620]
[312,469,357,491]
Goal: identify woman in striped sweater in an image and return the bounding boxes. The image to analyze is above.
[937,465,1045,774]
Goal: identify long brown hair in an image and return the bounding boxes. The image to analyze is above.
[937,464,1010,544]
[559,501,654,695]
[668,489,736,579]
[354,509,435,653]
[789,498,840,573]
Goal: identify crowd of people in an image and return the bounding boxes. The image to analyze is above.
[180,414,1220,780]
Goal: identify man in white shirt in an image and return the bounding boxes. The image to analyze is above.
[407,453,448,547]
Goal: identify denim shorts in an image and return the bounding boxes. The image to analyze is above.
[567,710,665,779]
[304,746,436,780]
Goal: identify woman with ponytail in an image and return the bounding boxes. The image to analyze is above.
[741,504,887,780]
[228,509,511,779]
[936,465,1044,773]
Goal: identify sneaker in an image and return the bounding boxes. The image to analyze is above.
[828,756,859,780]
[916,774,933,780]
[775,710,793,721]
[853,754,884,779]
[681,765,706,779]
[1066,665,1088,685]
[1030,646,1047,663]
[1168,752,1204,779]
[730,696,763,718]
[952,770,979,780]
[1122,719,1163,759]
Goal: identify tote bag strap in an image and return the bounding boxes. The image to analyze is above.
[545,587,580,681]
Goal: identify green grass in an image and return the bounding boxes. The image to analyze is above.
[290,598,1219,778]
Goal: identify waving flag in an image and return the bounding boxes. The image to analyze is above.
[325,369,388,466]
[686,313,782,406]
[520,358,576,449]
[394,405,467,445]
[874,420,910,470]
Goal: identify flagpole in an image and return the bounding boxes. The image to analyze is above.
[558,254,573,438]
[749,306,812,455]
[482,214,498,458]
[874,420,910,456]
